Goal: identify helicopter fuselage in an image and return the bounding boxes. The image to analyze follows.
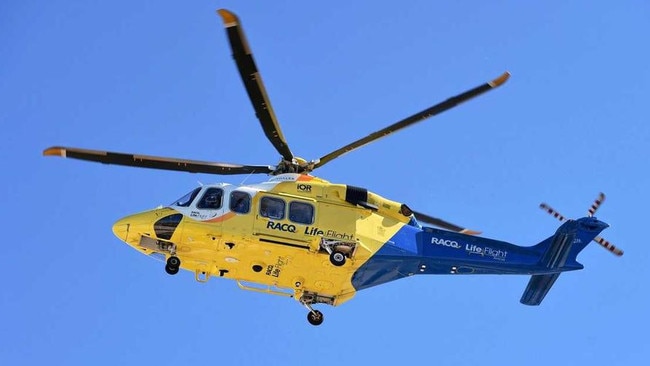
[112,173,608,308]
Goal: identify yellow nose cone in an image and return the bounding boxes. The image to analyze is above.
[111,211,154,244]
[111,208,180,246]
[112,216,131,242]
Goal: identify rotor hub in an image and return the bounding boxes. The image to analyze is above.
[272,157,318,175]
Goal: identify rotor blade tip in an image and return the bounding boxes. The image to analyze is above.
[217,9,238,25]
[460,229,482,236]
[489,71,511,88]
[43,147,65,157]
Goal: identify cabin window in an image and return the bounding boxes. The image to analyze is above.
[171,187,201,207]
[260,197,285,220]
[289,201,314,225]
[230,191,251,214]
[197,188,223,209]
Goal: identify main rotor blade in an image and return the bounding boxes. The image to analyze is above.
[313,72,510,169]
[217,9,294,162]
[43,146,274,175]
[413,210,481,235]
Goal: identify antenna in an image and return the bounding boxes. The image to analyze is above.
[240,171,255,186]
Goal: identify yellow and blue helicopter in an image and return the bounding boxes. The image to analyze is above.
[44,9,622,326]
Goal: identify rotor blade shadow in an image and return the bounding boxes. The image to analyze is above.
[413,210,481,235]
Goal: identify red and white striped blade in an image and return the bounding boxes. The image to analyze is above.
[588,192,606,217]
[594,235,623,256]
[540,203,567,222]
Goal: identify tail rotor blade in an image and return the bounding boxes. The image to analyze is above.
[539,203,567,222]
[593,236,623,256]
[588,192,606,217]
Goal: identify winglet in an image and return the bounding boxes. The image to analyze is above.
[488,71,511,88]
[217,9,239,27]
[43,146,65,157]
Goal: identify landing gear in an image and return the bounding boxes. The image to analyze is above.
[329,251,346,266]
[300,294,328,326]
[165,256,181,275]
[320,238,357,267]
[307,310,324,326]
[165,265,179,275]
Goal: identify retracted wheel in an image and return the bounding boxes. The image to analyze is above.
[165,256,181,275]
[329,251,346,266]
[165,264,179,275]
[307,310,324,326]
[167,256,181,268]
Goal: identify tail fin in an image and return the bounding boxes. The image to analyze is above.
[520,215,611,306]
[519,194,621,306]
[520,273,561,306]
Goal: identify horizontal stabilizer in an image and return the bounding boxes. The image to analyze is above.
[520,273,561,306]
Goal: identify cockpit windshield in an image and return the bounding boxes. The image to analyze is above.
[170,187,201,207]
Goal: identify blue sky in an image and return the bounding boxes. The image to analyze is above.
[2,1,649,365]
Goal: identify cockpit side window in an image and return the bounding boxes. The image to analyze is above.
[197,188,224,209]
[230,191,251,214]
[171,187,201,207]
[289,201,314,225]
[260,197,285,220]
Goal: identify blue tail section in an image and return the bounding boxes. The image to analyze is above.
[520,217,609,305]
[520,274,561,305]
[351,214,610,305]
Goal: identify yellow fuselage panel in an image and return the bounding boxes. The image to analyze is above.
[112,176,409,306]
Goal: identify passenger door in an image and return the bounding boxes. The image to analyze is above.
[253,194,317,248]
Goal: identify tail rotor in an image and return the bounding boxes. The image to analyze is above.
[539,203,567,222]
[539,192,623,257]
[587,192,605,217]
[593,236,624,256]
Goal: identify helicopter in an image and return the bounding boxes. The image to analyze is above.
[44,9,622,326]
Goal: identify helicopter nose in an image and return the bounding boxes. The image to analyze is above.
[112,217,129,242]
[112,208,184,246]
[112,213,142,244]
[111,210,156,245]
